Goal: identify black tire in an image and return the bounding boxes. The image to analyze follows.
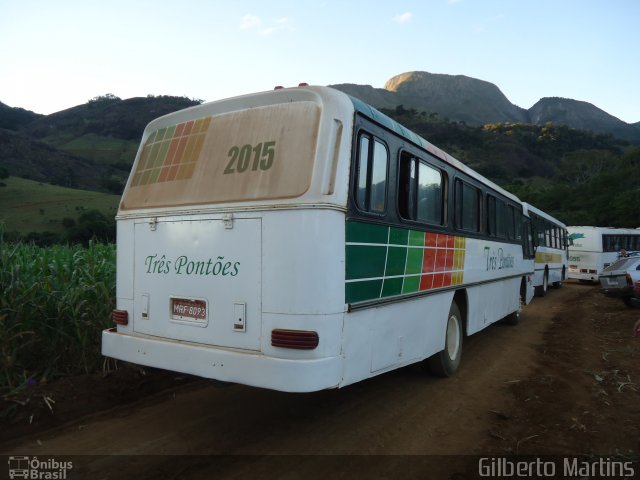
[553,268,566,289]
[622,296,633,307]
[428,302,463,377]
[535,271,549,297]
[504,293,523,326]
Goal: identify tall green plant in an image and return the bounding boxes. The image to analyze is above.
[0,238,115,391]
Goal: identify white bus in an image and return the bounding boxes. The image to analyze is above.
[523,203,568,296]
[102,85,535,392]
[568,226,640,282]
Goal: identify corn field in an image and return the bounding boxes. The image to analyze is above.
[0,238,116,392]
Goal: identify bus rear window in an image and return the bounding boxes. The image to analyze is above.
[120,102,321,210]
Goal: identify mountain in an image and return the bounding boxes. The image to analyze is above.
[528,97,640,143]
[330,71,640,144]
[0,128,114,190]
[22,94,201,141]
[0,95,202,193]
[0,102,43,130]
[384,71,528,125]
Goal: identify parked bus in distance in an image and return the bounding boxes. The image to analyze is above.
[523,203,568,296]
[102,85,535,392]
[567,226,640,282]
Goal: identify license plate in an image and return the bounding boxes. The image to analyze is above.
[171,298,207,322]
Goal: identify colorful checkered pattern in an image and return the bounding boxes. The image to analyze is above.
[346,220,466,304]
[131,117,212,187]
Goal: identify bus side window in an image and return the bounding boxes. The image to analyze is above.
[399,153,444,225]
[506,205,517,239]
[356,135,370,210]
[487,195,507,238]
[371,141,388,213]
[523,219,535,259]
[416,162,443,224]
[455,179,480,232]
[487,196,496,236]
[355,133,388,214]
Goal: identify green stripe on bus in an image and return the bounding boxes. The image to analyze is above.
[345,220,467,304]
[381,277,404,297]
[408,230,425,246]
[402,275,421,294]
[385,246,407,276]
[346,221,388,244]
[345,245,387,280]
[346,280,383,304]
[389,227,408,245]
[405,247,423,274]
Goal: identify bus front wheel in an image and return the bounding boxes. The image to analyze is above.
[428,302,463,377]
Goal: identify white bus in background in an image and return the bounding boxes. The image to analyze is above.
[523,203,568,296]
[102,85,535,392]
[567,226,640,282]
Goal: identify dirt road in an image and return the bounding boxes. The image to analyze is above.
[2,282,639,479]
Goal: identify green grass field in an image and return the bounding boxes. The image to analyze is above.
[45,133,138,165]
[0,177,120,235]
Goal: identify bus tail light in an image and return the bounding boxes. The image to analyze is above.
[112,309,129,325]
[271,329,319,350]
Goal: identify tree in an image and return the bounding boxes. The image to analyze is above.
[65,209,115,243]
[558,150,613,185]
[88,93,121,103]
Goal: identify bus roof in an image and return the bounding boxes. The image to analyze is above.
[346,92,522,206]
[567,226,640,234]
[120,84,523,213]
[522,203,567,228]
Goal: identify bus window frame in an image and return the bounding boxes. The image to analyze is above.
[353,129,390,217]
[454,177,481,234]
[348,114,524,247]
[397,151,447,227]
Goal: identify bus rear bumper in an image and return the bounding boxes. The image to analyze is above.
[102,328,342,393]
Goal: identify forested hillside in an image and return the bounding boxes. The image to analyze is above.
[383,107,640,227]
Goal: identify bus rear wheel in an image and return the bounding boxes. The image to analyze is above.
[535,271,548,297]
[552,268,565,289]
[504,290,523,326]
[427,302,463,377]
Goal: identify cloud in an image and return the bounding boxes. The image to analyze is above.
[240,14,262,30]
[240,14,294,35]
[275,16,293,26]
[473,13,505,34]
[393,12,413,24]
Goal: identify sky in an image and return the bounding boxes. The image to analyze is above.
[1,0,638,123]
